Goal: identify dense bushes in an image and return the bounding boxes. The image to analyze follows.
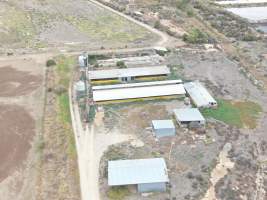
[46,59,56,67]
[183,28,209,44]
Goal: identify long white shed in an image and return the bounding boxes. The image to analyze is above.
[93,82,186,102]
[184,81,217,108]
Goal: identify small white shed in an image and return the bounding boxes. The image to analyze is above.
[152,120,176,138]
[174,108,205,127]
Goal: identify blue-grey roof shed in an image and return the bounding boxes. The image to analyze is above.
[152,120,175,138]
[108,158,169,193]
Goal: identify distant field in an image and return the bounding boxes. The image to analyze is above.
[0,0,157,53]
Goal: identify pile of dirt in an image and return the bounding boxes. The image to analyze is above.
[0,66,41,97]
[0,105,35,182]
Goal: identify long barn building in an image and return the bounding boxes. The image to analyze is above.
[92,80,186,103]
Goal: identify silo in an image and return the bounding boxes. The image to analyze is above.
[75,80,86,99]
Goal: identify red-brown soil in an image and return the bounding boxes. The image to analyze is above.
[0,66,41,97]
[0,105,35,182]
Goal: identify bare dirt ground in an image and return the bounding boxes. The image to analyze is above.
[0,56,44,200]
[0,105,35,182]
[0,66,41,97]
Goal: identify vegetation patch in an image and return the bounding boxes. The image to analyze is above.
[183,28,209,44]
[0,6,36,46]
[54,55,76,156]
[107,186,130,200]
[201,99,262,129]
[65,13,151,43]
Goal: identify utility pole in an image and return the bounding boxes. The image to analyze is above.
[168,140,175,161]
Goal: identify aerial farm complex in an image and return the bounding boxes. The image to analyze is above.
[74,50,220,198]
[1,0,267,200]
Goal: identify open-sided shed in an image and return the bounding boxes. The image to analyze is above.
[108,158,169,193]
[174,108,205,126]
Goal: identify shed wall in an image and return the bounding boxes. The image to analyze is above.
[137,182,166,193]
[154,128,175,138]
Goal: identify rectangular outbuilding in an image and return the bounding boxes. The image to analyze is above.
[152,120,175,138]
[88,65,170,82]
[184,81,217,108]
[92,80,186,103]
[108,158,169,193]
[174,108,205,127]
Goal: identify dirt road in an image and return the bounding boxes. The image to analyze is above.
[69,88,132,200]
[67,1,176,200]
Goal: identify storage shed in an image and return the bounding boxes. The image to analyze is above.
[184,81,217,108]
[152,120,175,138]
[108,158,169,193]
[88,65,170,83]
[92,81,185,102]
[174,108,205,126]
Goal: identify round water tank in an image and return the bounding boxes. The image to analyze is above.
[75,81,86,92]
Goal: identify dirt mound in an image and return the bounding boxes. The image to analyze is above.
[0,105,35,182]
[0,66,41,97]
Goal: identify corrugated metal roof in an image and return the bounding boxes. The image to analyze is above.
[152,120,175,129]
[97,55,164,67]
[92,80,182,90]
[108,158,169,186]
[93,84,186,102]
[88,66,170,80]
[174,108,205,122]
[184,81,217,108]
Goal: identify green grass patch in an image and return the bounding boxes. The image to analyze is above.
[54,55,76,157]
[107,186,130,200]
[58,93,71,123]
[201,99,262,129]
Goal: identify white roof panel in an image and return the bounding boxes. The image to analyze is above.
[93,84,186,102]
[108,158,169,186]
[152,120,175,129]
[174,108,205,122]
[92,80,182,90]
[184,81,217,108]
[88,66,170,80]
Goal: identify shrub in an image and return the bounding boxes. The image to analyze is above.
[183,28,209,44]
[154,20,161,29]
[177,0,190,10]
[46,59,56,67]
[187,9,194,17]
[242,34,258,41]
[116,61,127,68]
[107,186,130,200]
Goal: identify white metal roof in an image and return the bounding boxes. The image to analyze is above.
[184,81,217,108]
[174,108,205,122]
[108,158,169,186]
[93,83,186,102]
[97,55,164,67]
[92,80,182,90]
[152,120,175,130]
[88,66,170,80]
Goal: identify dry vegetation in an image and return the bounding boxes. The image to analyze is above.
[0,0,158,54]
[37,55,80,200]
